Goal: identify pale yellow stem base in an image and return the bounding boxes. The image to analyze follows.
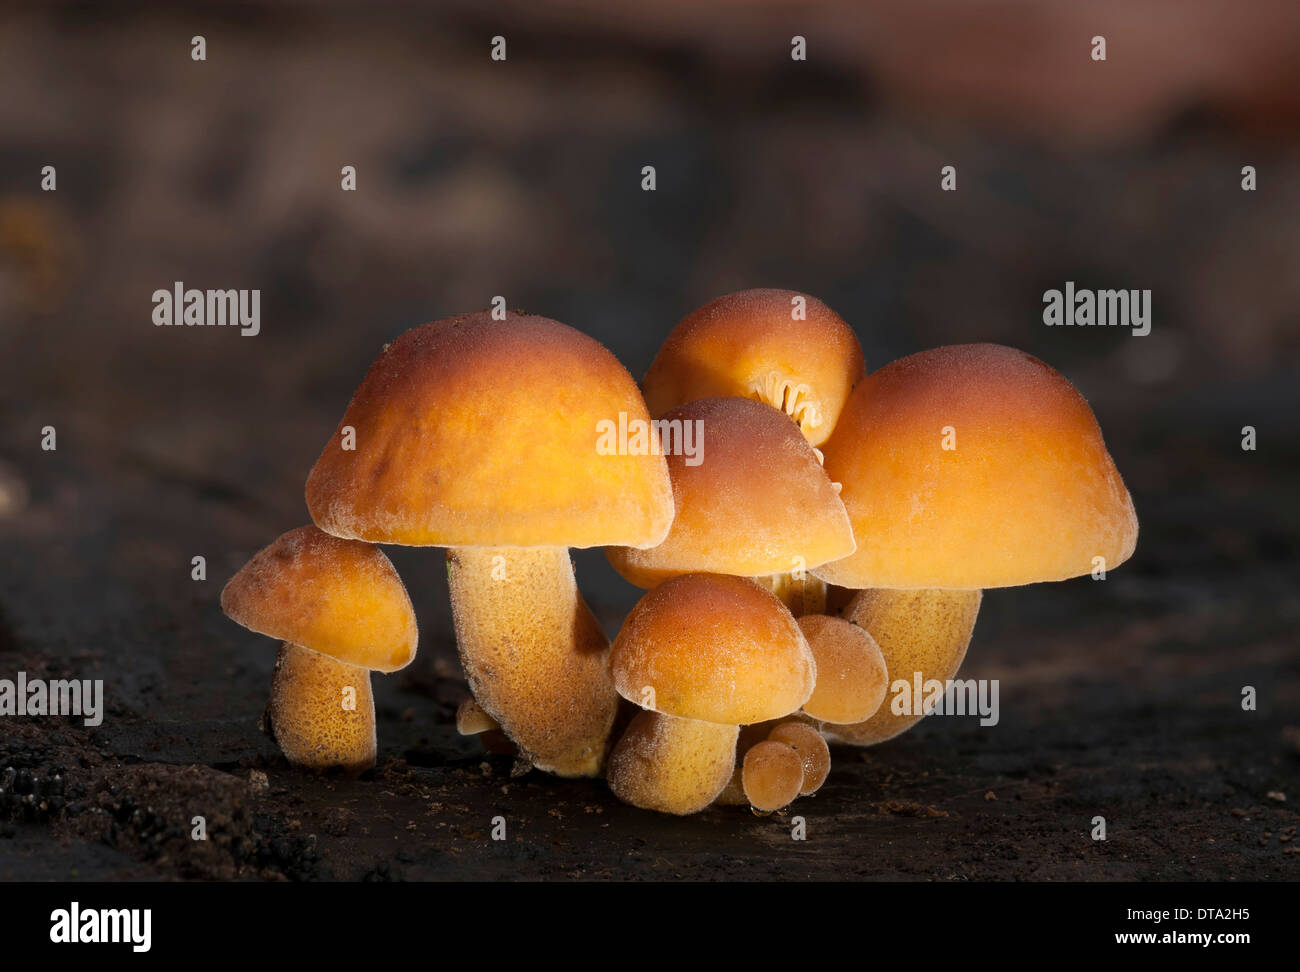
[266,642,376,774]
[608,710,739,815]
[447,545,617,778]
[752,571,827,617]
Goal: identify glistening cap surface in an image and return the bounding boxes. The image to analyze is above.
[606,397,854,587]
[610,573,815,725]
[815,344,1138,589]
[306,312,674,549]
[221,525,418,672]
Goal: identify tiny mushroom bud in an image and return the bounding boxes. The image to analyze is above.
[713,722,774,806]
[456,697,515,755]
[742,740,805,813]
[456,697,499,735]
[221,525,418,775]
[607,573,815,815]
[797,614,889,725]
[767,721,831,795]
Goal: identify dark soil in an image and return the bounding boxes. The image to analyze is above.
[1,423,1297,879]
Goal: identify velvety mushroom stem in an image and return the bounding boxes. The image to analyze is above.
[446,545,618,778]
[266,642,376,775]
[754,571,827,617]
[607,710,739,815]
[827,588,982,746]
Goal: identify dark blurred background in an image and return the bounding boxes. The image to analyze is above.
[1,1,1298,879]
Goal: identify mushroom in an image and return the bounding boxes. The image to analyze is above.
[831,590,983,745]
[455,698,515,756]
[607,573,816,815]
[742,740,806,813]
[455,697,498,735]
[814,344,1138,745]
[713,723,776,806]
[220,525,417,774]
[797,614,890,726]
[714,716,830,809]
[767,720,831,796]
[305,312,673,777]
[641,290,866,612]
[642,288,866,447]
[606,397,854,615]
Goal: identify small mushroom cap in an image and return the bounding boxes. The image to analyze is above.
[306,312,674,549]
[767,721,831,796]
[798,615,889,725]
[826,588,980,746]
[742,740,805,812]
[610,573,816,725]
[815,344,1138,590]
[455,697,499,735]
[221,525,417,672]
[643,289,866,446]
[606,397,854,587]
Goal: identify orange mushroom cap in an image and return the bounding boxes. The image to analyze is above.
[815,344,1138,589]
[643,288,866,446]
[610,573,815,725]
[306,311,674,550]
[607,397,854,587]
[221,525,417,673]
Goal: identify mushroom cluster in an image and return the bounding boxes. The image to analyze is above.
[221,291,1137,817]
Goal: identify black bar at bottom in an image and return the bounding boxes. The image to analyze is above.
[0,880,1282,958]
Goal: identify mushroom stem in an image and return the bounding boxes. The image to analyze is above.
[754,571,827,616]
[446,545,617,777]
[607,710,739,815]
[266,642,376,774]
[826,588,982,746]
